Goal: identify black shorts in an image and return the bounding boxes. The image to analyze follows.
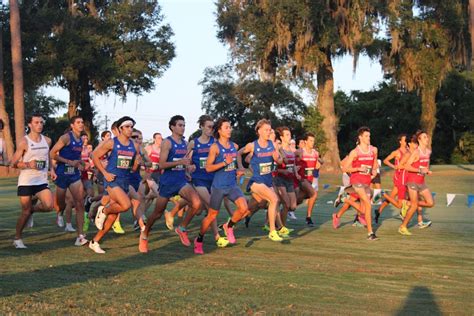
[17,184,49,196]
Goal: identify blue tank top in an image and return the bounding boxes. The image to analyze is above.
[57,132,83,175]
[160,136,187,185]
[191,136,214,182]
[106,137,136,178]
[212,140,238,189]
[250,140,275,186]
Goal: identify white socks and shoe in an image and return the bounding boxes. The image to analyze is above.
[13,239,27,249]
[89,240,105,254]
[65,223,76,232]
[95,206,107,230]
[56,214,65,227]
[74,234,88,246]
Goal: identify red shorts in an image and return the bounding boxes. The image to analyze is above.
[396,183,407,200]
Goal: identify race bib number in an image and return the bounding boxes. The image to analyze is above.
[225,159,236,171]
[171,157,184,171]
[151,162,160,171]
[199,157,207,169]
[36,160,46,170]
[64,164,75,175]
[259,162,272,175]
[117,155,133,170]
[305,167,314,176]
[417,166,427,176]
[360,164,372,175]
[285,163,294,171]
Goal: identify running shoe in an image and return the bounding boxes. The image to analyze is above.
[268,230,283,242]
[65,223,76,232]
[367,233,379,241]
[112,220,125,234]
[139,233,148,253]
[193,238,204,255]
[277,226,289,238]
[95,206,107,230]
[13,239,27,249]
[417,220,432,229]
[306,217,315,227]
[84,196,92,214]
[400,200,409,218]
[175,226,191,247]
[262,224,270,232]
[56,214,65,228]
[164,210,174,231]
[89,240,105,254]
[133,220,140,231]
[358,214,367,227]
[287,211,297,220]
[398,226,412,236]
[83,213,90,232]
[352,215,364,227]
[332,213,340,229]
[215,237,229,248]
[74,234,88,246]
[374,209,380,224]
[222,223,236,244]
[26,214,34,228]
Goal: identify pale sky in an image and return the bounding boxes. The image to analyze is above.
[49,0,384,141]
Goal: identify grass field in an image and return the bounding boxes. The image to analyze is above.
[0,165,473,314]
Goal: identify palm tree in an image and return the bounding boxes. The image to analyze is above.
[9,0,24,145]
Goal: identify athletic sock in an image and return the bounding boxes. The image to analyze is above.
[228,220,236,228]
[197,234,204,242]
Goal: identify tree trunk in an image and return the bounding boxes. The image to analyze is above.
[317,52,341,173]
[420,88,437,148]
[470,0,473,70]
[0,24,14,159]
[68,81,79,118]
[78,70,96,140]
[10,0,25,145]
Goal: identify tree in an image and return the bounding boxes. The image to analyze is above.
[200,65,307,146]
[18,1,175,140]
[9,0,24,145]
[0,13,14,160]
[378,0,470,143]
[216,0,379,172]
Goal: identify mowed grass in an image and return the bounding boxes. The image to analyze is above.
[0,165,473,314]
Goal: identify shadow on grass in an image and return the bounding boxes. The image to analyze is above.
[455,164,474,171]
[0,238,210,298]
[395,286,441,315]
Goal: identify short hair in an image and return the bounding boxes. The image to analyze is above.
[275,126,290,141]
[214,117,231,139]
[80,131,88,137]
[169,115,185,131]
[255,119,271,136]
[69,116,83,124]
[397,133,407,143]
[303,132,315,141]
[116,116,136,129]
[415,129,426,140]
[356,126,370,144]
[197,115,213,128]
[27,113,43,124]
[101,130,111,139]
[409,134,418,145]
[153,132,162,139]
[111,121,118,130]
[132,128,142,135]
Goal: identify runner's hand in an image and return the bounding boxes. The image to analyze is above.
[225,155,234,165]
[186,164,196,173]
[180,158,191,166]
[104,172,116,182]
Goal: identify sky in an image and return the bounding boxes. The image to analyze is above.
[49,0,384,140]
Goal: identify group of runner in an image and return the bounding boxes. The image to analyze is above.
[3,113,434,253]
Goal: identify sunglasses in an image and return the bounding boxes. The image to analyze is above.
[131,135,140,139]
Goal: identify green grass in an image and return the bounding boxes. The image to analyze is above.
[0,165,473,314]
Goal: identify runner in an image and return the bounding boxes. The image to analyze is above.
[375,134,408,223]
[295,132,320,227]
[50,116,88,246]
[398,130,435,235]
[88,116,139,253]
[194,118,247,254]
[342,126,379,240]
[10,114,54,248]
[138,115,202,253]
[145,132,162,189]
[238,119,283,242]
